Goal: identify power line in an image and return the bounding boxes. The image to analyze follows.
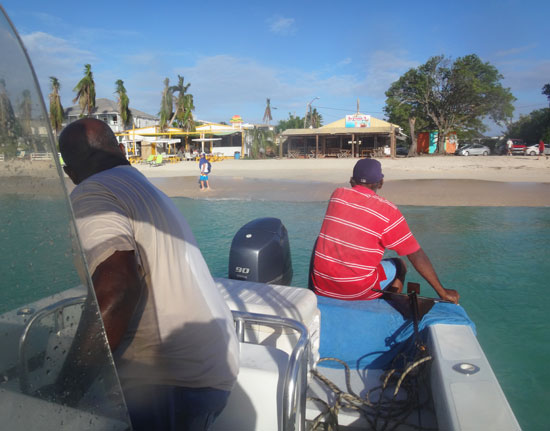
[316,105,385,114]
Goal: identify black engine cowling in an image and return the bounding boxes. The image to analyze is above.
[228,217,293,285]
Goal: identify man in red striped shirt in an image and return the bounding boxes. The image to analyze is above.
[310,158,459,304]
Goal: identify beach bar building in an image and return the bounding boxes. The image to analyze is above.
[281,113,404,158]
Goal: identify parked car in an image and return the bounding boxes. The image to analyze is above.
[494,142,508,155]
[396,145,409,155]
[510,139,526,155]
[525,143,550,156]
[456,143,490,156]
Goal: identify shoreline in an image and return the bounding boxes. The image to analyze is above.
[3,156,550,206]
[145,176,550,207]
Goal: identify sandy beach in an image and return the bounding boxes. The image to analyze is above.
[133,155,550,207]
[3,155,549,206]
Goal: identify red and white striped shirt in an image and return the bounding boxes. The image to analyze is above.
[311,186,420,300]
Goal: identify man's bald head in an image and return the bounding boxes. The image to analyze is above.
[59,118,129,184]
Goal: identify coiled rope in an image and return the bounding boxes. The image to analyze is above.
[307,350,436,431]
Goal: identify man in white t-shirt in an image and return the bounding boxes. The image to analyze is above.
[59,118,239,430]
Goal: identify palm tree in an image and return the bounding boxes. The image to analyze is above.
[0,79,18,157]
[19,89,40,152]
[115,79,131,129]
[49,76,64,137]
[72,64,96,117]
[250,127,275,158]
[169,75,191,126]
[309,108,323,128]
[159,78,173,131]
[263,98,273,124]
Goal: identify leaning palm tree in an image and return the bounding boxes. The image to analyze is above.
[169,75,191,126]
[159,78,173,131]
[49,76,64,137]
[72,64,96,117]
[263,98,273,124]
[115,79,131,129]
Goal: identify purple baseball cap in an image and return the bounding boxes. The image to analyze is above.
[352,158,384,184]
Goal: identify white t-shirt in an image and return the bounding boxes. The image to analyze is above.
[70,165,239,390]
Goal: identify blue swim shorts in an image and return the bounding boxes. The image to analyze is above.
[200,175,209,181]
[379,258,397,289]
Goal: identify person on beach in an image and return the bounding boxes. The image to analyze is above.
[58,119,238,430]
[507,138,513,156]
[199,152,211,190]
[539,139,546,160]
[310,158,459,304]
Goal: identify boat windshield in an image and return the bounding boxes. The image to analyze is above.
[0,7,130,430]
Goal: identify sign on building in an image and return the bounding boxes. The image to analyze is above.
[345,114,371,128]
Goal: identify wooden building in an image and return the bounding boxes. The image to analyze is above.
[280,114,404,158]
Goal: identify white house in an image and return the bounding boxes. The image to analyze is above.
[64,98,157,133]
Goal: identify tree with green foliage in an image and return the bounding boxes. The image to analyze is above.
[543,83,550,107]
[385,54,515,153]
[169,75,195,132]
[159,78,173,131]
[115,79,131,129]
[72,64,96,117]
[275,113,304,133]
[308,108,323,128]
[49,76,64,137]
[506,108,550,144]
[0,79,18,157]
[250,127,275,158]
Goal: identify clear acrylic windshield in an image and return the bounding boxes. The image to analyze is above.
[0,7,130,430]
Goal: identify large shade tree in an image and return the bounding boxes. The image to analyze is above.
[385,54,515,153]
[115,79,131,129]
[72,64,96,117]
[49,76,64,137]
[543,83,550,107]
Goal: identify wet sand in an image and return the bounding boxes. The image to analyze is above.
[146,176,550,206]
[4,156,550,206]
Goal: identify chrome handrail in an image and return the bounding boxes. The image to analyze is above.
[231,310,310,431]
[18,295,87,394]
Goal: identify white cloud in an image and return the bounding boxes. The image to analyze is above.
[268,16,296,35]
[494,44,537,57]
[21,31,96,103]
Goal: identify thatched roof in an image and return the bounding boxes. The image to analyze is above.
[281,114,400,136]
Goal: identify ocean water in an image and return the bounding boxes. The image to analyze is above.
[2,195,548,430]
[174,198,550,431]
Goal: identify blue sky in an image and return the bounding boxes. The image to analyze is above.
[2,0,549,134]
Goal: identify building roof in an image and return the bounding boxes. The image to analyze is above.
[65,98,157,120]
[281,114,401,137]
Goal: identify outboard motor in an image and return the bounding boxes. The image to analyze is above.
[228,217,293,285]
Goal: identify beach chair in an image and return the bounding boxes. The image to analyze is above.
[151,154,164,167]
[142,155,155,165]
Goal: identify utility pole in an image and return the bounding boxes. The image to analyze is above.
[304,97,319,128]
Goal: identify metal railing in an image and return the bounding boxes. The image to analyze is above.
[232,310,310,431]
[18,295,87,394]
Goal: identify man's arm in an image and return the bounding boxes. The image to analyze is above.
[92,250,143,350]
[407,248,460,304]
[39,250,143,405]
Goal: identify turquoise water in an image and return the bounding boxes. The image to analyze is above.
[174,198,550,431]
[2,195,548,429]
